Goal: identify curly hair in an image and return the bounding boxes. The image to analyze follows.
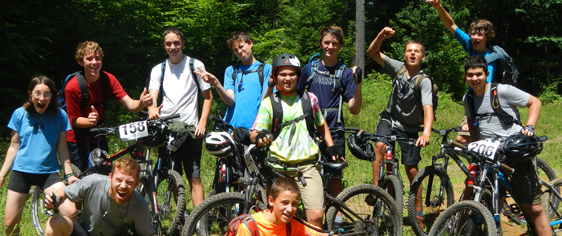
[75,41,104,62]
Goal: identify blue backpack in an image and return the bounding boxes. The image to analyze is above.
[485,45,519,86]
[57,71,109,111]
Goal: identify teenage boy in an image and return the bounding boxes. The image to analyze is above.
[427,0,502,141]
[460,55,550,236]
[250,53,338,227]
[297,25,362,200]
[147,27,213,208]
[65,41,152,171]
[44,157,156,236]
[199,31,273,130]
[367,27,434,225]
[236,177,333,236]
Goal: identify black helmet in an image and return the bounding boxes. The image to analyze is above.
[88,148,112,175]
[503,133,542,161]
[347,131,374,162]
[272,53,301,76]
[141,123,169,148]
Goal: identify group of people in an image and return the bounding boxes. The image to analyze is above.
[0,0,551,234]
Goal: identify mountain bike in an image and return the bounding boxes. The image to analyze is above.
[182,143,403,235]
[408,127,557,236]
[429,135,550,236]
[31,114,185,236]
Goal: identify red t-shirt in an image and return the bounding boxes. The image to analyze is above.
[65,71,128,143]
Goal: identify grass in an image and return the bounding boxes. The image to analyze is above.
[2,75,562,235]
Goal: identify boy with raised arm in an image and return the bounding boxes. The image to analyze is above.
[367,27,434,226]
[461,55,549,236]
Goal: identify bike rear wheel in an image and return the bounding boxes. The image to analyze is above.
[428,200,496,236]
[326,184,403,235]
[408,165,454,236]
[182,192,254,236]
[381,174,404,216]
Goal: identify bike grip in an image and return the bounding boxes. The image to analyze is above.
[501,163,515,174]
[89,127,106,133]
[448,140,467,150]
[160,113,180,120]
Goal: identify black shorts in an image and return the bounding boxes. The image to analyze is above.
[501,160,543,206]
[375,118,421,166]
[162,136,202,179]
[320,136,346,179]
[69,219,88,236]
[8,171,62,194]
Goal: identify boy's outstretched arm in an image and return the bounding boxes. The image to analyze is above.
[367,27,395,67]
[426,0,458,35]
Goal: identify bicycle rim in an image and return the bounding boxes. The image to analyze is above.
[182,192,247,236]
[429,201,496,236]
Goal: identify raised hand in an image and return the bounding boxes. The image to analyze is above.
[139,87,153,107]
[88,106,99,126]
[380,27,396,39]
[194,67,218,86]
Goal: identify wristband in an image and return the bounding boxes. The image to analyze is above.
[268,81,276,87]
[525,125,535,131]
[66,173,75,178]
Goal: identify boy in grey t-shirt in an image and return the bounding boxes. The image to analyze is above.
[461,55,550,236]
[367,27,434,225]
[44,158,155,236]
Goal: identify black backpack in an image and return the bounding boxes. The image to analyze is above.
[486,45,519,86]
[231,63,265,90]
[305,57,346,124]
[269,90,316,141]
[57,71,110,112]
[393,65,439,120]
[466,83,522,129]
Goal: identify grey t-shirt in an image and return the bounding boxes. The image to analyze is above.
[384,57,433,132]
[463,84,529,140]
[64,174,154,236]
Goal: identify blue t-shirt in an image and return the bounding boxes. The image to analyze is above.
[8,107,72,174]
[297,60,356,136]
[454,27,497,83]
[223,61,273,130]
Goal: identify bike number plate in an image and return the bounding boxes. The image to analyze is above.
[119,121,149,141]
[467,139,501,161]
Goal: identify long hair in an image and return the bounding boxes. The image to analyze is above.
[24,76,59,114]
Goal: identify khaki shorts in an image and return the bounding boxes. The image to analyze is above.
[278,165,324,210]
[503,160,542,206]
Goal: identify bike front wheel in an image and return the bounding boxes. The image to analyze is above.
[381,174,404,216]
[428,200,496,236]
[138,175,163,236]
[408,165,454,236]
[326,184,403,236]
[156,169,186,236]
[182,192,247,236]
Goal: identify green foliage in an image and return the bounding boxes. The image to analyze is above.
[538,78,562,104]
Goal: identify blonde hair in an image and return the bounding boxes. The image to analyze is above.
[75,41,104,62]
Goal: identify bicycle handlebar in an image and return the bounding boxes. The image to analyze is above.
[432,127,462,137]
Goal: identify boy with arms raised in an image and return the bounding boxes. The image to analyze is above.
[461,55,550,236]
[249,53,338,227]
[367,27,434,225]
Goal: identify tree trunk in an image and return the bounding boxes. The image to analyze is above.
[355,0,365,71]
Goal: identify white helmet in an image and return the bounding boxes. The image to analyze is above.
[205,132,235,158]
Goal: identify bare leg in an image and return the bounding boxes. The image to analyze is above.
[523,203,552,236]
[305,209,324,228]
[188,177,204,207]
[4,190,28,236]
[45,216,74,236]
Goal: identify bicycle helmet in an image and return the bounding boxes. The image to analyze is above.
[272,53,301,77]
[141,122,169,148]
[347,131,374,162]
[205,132,235,158]
[503,133,542,162]
[88,148,112,175]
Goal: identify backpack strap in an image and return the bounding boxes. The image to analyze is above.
[75,72,90,110]
[270,91,315,141]
[394,65,407,84]
[306,60,346,124]
[189,58,201,92]
[231,63,266,91]
[413,72,437,121]
[489,83,522,128]
[286,220,291,236]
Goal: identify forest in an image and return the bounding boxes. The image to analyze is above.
[1,0,561,135]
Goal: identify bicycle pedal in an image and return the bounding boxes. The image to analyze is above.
[403,200,408,209]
